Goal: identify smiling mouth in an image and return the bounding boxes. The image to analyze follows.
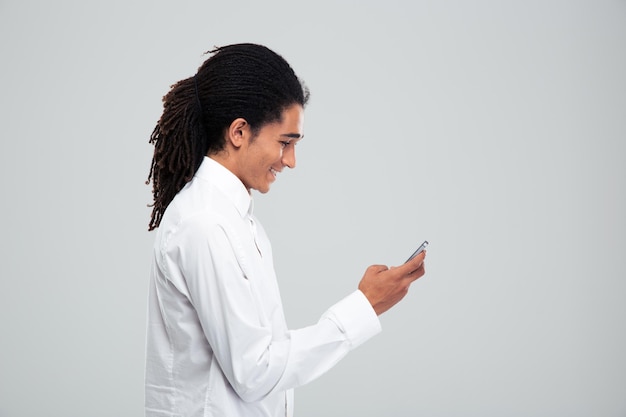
[270,168,278,178]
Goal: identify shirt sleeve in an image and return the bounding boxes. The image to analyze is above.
[166,213,381,403]
[273,289,382,392]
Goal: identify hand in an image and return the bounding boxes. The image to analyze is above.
[357,251,426,316]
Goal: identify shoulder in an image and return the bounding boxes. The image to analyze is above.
[155,178,244,255]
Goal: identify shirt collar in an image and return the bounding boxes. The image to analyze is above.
[194,156,253,218]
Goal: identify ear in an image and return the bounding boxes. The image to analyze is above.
[226,118,251,149]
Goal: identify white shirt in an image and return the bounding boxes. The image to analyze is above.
[145,157,381,417]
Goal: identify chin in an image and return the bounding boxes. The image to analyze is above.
[254,184,271,194]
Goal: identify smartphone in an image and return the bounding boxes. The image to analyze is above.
[405,240,429,263]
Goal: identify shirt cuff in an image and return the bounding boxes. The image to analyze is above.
[322,290,382,349]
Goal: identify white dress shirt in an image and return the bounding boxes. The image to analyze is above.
[145,157,381,417]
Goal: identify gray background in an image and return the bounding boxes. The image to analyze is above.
[1,0,625,416]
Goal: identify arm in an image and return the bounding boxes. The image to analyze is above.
[170,217,382,402]
[171,217,423,401]
[274,252,427,391]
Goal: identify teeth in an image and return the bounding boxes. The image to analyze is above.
[270,168,277,177]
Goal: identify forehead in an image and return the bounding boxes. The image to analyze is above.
[267,104,304,136]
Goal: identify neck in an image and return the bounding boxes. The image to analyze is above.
[207,152,251,194]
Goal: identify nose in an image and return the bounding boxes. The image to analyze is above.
[282,145,296,169]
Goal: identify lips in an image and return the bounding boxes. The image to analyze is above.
[270,167,278,178]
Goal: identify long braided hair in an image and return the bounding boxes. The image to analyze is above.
[146,43,310,231]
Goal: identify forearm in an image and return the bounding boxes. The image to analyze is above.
[270,290,381,393]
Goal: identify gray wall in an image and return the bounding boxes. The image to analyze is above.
[1,1,625,416]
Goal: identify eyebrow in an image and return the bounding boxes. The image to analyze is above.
[281,133,304,140]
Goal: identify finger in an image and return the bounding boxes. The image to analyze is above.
[394,251,426,274]
[409,262,426,278]
[369,264,389,273]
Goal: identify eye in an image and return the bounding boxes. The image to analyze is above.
[279,141,290,148]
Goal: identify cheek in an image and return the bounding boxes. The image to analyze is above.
[270,147,283,164]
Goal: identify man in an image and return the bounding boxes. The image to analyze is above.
[145,43,426,416]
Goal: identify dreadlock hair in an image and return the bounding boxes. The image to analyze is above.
[146,43,310,231]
